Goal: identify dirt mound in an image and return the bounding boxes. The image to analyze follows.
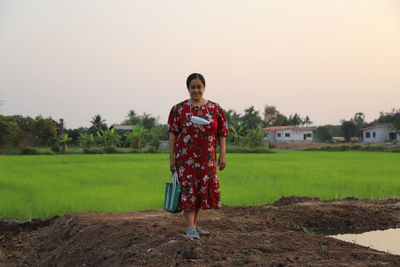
[272,196,320,206]
[267,196,400,234]
[1,197,400,266]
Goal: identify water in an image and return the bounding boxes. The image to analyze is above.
[329,228,400,255]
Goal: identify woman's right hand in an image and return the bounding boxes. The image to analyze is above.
[169,133,176,173]
[170,158,175,172]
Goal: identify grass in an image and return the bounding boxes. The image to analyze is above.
[1,151,400,221]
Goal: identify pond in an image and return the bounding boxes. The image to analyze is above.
[329,228,400,255]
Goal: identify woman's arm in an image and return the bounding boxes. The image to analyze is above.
[218,136,226,171]
[169,133,176,172]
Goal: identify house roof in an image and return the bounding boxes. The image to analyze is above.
[110,124,135,131]
[263,126,315,131]
[263,126,292,130]
[360,123,393,131]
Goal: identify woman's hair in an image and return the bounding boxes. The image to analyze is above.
[186,73,206,89]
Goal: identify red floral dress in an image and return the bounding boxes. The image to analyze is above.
[168,99,229,211]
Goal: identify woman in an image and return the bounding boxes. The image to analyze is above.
[168,73,229,239]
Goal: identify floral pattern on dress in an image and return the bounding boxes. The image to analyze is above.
[168,99,229,211]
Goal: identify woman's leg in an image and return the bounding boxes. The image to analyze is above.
[193,208,200,227]
[184,210,195,229]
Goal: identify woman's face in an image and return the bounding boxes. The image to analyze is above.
[188,78,205,101]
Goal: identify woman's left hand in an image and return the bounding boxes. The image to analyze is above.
[218,154,226,171]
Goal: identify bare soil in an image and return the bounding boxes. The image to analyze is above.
[1,197,400,266]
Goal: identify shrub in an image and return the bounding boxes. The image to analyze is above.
[252,146,273,153]
[387,146,400,153]
[51,145,61,153]
[301,144,389,152]
[337,145,351,151]
[302,146,320,151]
[22,147,39,155]
[0,115,22,148]
[104,146,118,154]
[42,150,55,155]
[362,145,386,152]
[39,148,55,155]
[225,146,273,153]
[129,148,139,153]
[145,147,158,153]
[83,147,104,154]
[3,147,21,155]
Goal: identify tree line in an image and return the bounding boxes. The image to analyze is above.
[1,106,399,154]
[318,109,400,142]
[0,111,168,153]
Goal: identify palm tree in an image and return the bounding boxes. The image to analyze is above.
[89,114,107,135]
[124,125,146,150]
[230,125,244,146]
[150,126,162,151]
[303,116,312,127]
[96,130,108,148]
[124,109,141,125]
[78,133,96,148]
[245,124,266,148]
[97,128,121,148]
[59,133,72,152]
[106,128,121,147]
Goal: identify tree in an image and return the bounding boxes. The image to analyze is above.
[303,116,312,127]
[78,133,96,148]
[229,125,244,146]
[372,108,400,133]
[89,114,107,135]
[288,113,302,126]
[124,125,146,150]
[123,109,141,125]
[96,131,107,148]
[0,115,21,149]
[141,112,156,130]
[315,126,333,142]
[34,115,58,147]
[244,123,266,148]
[341,120,357,142]
[59,133,72,152]
[263,105,280,126]
[67,127,88,145]
[13,115,36,134]
[376,108,400,123]
[13,115,37,147]
[323,124,342,137]
[274,113,289,126]
[224,109,241,130]
[58,118,65,135]
[352,112,366,127]
[241,106,262,130]
[149,126,162,151]
[351,112,367,137]
[107,128,121,147]
[97,128,121,148]
[393,113,400,133]
[158,124,169,140]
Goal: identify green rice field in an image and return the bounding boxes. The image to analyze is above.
[1,151,400,221]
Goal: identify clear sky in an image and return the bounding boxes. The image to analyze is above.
[1,0,399,129]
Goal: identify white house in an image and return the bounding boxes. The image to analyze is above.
[264,126,314,142]
[361,123,400,143]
